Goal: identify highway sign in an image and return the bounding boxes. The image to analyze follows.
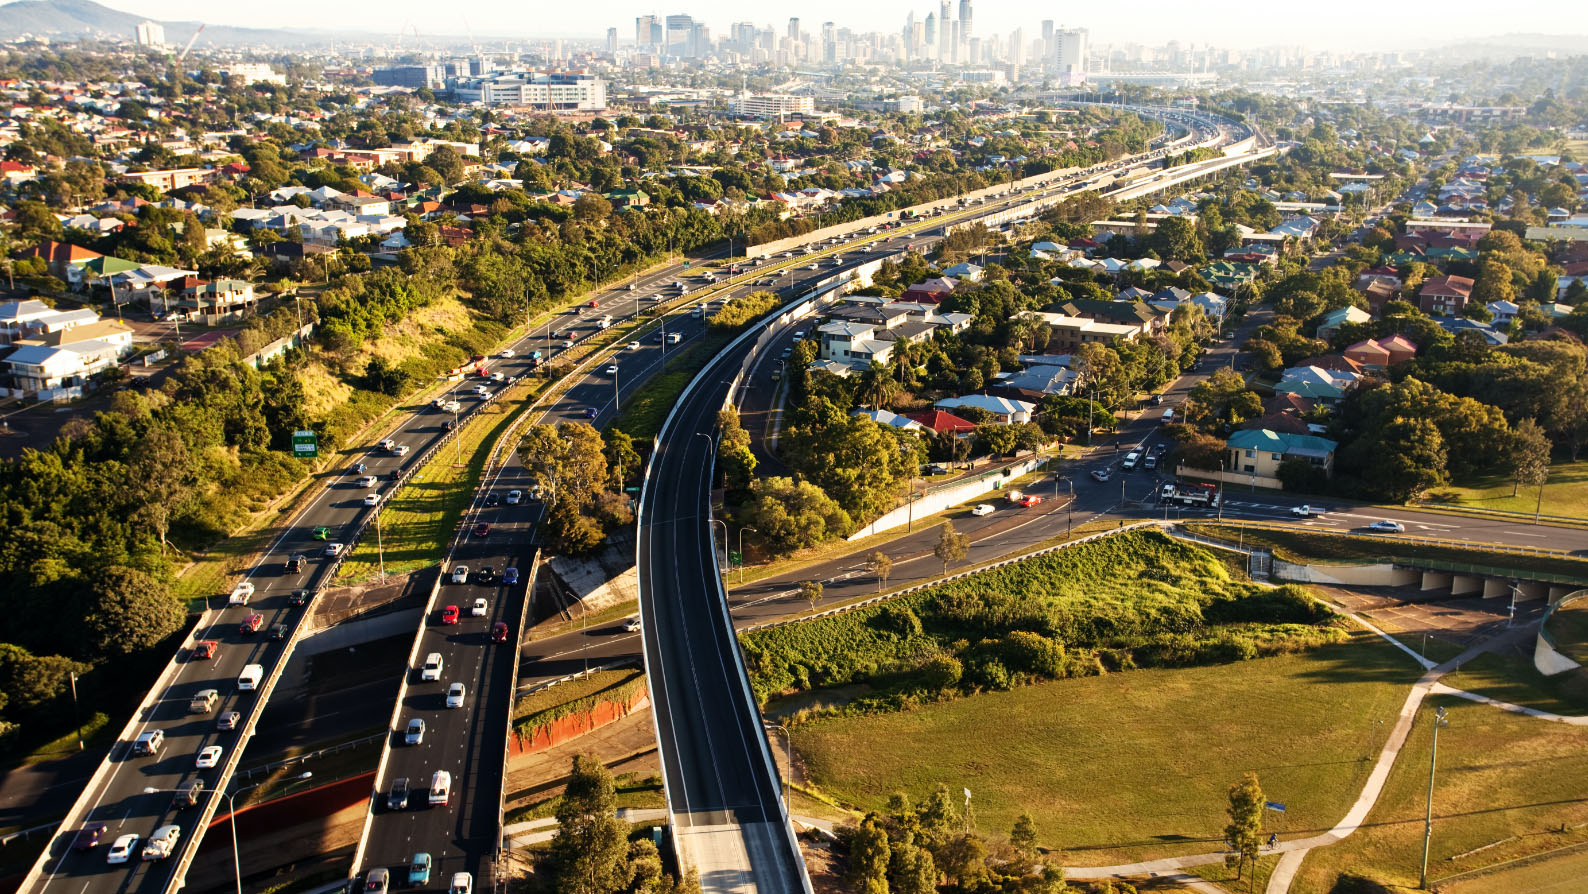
[291,429,318,458]
[729,551,743,566]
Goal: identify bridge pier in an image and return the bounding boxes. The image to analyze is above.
[1482,578,1511,599]
[1450,575,1483,596]
[1419,571,1453,592]
[1515,582,1550,602]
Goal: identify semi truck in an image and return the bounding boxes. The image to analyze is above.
[1159,481,1220,508]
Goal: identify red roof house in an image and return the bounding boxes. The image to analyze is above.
[904,409,978,435]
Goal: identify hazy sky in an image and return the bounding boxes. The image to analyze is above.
[89,0,1588,50]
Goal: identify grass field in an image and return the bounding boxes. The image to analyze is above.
[1547,598,1588,665]
[515,669,643,720]
[1185,524,1588,582]
[1442,649,1588,716]
[1437,843,1588,892]
[789,633,1418,866]
[1288,692,1588,893]
[1425,458,1588,520]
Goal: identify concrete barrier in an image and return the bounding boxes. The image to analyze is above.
[846,457,1046,540]
[1535,590,1586,677]
[1270,560,1419,587]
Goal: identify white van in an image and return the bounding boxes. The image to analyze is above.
[1122,452,1141,471]
[238,664,263,691]
[429,770,452,806]
[1160,409,1175,424]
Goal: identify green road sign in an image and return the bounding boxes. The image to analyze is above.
[683,261,690,268]
[729,551,743,566]
[291,430,318,458]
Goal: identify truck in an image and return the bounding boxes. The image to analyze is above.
[1160,481,1219,508]
[596,315,613,329]
[227,582,255,606]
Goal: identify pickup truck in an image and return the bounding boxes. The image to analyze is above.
[227,582,255,606]
[285,554,305,574]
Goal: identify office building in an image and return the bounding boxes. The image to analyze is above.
[636,15,662,49]
[450,72,607,110]
[1053,27,1089,83]
[606,28,618,54]
[373,65,446,89]
[734,93,815,118]
[134,21,165,48]
[665,14,695,57]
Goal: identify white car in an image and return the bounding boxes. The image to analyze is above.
[359,475,378,488]
[605,365,619,376]
[441,400,461,413]
[1368,520,1406,533]
[405,718,425,745]
[1091,469,1112,483]
[499,349,514,358]
[421,652,444,681]
[627,341,641,351]
[624,618,642,632]
[195,745,223,769]
[141,825,180,861]
[505,490,522,505]
[970,504,995,517]
[446,683,466,708]
[473,385,489,397]
[451,566,469,584]
[324,542,345,557]
[363,493,381,507]
[451,873,473,894]
[471,598,488,617]
[107,834,139,864]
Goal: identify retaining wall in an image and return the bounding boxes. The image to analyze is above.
[1271,560,1419,587]
[510,689,651,756]
[847,456,1046,540]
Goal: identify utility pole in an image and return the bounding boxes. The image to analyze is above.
[1420,705,1449,889]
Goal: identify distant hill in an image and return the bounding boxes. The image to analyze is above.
[0,0,335,47]
[1442,32,1588,59]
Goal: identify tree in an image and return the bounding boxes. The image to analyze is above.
[574,193,614,221]
[550,755,629,894]
[1511,417,1551,500]
[1224,773,1265,882]
[83,567,183,659]
[1366,416,1447,503]
[869,550,893,593]
[1151,215,1205,263]
[603,429,642,489]
[933,521,970,574]
[738,476,853,554]
[0,645,88,715]
[1010,813,1039,858]
[799,580,824,612]
[519,423,613,514]
[845,815,892,894]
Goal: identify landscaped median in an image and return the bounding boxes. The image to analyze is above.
[511,669,648,754]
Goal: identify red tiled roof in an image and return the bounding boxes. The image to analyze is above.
[904,409,977,434]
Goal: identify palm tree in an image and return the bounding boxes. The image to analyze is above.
[856,362,899,410]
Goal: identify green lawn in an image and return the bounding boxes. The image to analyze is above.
[1288,693,1588,893]
[1424,458,1588,521]
[1441,649,1588,717]
[1547,599,1588,665]
[789,633,1419,866]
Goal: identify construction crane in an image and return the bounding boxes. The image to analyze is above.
[394,20,422,54]
[461,14,480,55]
[176,24,204,63]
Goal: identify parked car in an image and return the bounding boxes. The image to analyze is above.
[1368,520,1406,533]
[970,504,995,516]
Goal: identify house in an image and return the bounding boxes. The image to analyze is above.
[1418,275,1474,316]
[934,394,1035,424]
[1226,428,1339,481]
[904,409,978,436]
[327,195,393,216]
[1057,299,1162,336]
[156,278,258,322]
[814,321,895,368]
[853,408,925,432]
[13,240,103,279]
[1343,335,1417,370]
[3,313,134,396]
[1438,317,1509,346]
[1359,280,1398,313]
[941,262,984,282]
[0,298,59,345]
[1274,366,1359,403]
[998,364,1078,399]
[1315,305,1372,341]
[605,188,650,209]
[1023,312,1142,352]
[902,277,958,304]
[1487,300,1519,326]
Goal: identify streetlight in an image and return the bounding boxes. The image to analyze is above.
[763,720,793,813]
[707,517,728,572]
[1057,476,1074,537]
[1419,705,1449,889]
[145,771,313,894]
[737,526,757,585]
[611,365,621,412]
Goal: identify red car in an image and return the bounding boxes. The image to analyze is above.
[192,640,219,661]
[441,605,460,625]
[239,613,264,635]
[473,522,491,538]
[491,621,509,643]
[587,299,599,307]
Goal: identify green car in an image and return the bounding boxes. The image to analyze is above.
[408,852,431,885]
[312,526,331,541]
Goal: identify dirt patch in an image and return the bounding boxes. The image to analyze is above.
[1313,584,1533,649]
[505,706,660,807]
[310,566,434,628]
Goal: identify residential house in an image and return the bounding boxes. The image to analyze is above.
[1358,280,1398,313]
[1315,305,1372,341]
[1438,316,1509,346]
[852,409,925,432]
[902,277,958,304]
[1226,428,1339,481]
[941,262,984,282]
[998,363,1078,400]
[1274,365,1360,403]
[934,394,1035,424]
[0,299,61,345]
[1023,312,1142,352]
[13,240,103,279]
[814,321,895,368]
[1055,299,1162,336]
[1343,335,1417,370]
[1486,300,1518,326]
[904,409,978,437]
[3,314,134,397]
[1418,274,1474,316]
[155,278,258,322]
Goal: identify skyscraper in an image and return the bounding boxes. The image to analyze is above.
[665,14,695,57]
[134,20,165,47]
[1053,27,1089,83]
[958,0,973,41]
[924,12,936,50]
[788,18,800,42]
[635,15,661,50]
[605,28,617,53]
[939,1,951,60]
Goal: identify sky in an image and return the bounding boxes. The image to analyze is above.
[87,0,1588,51]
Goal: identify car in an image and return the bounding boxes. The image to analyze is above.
[192,640,218,661]
[473,522,491,538]
[421,652,444,681]
[363,493,381,507]
[270,623,287,641]
[106,833,139,864]
[1368,520,1406,533]
[217,710,240,731]
[588,299,600,307]
[605,364,619,376]
[195,745,223,769]
[405,718,426,745]
[409,852,433,886]
[239,613,264,635]
[442,420,456,432]
[624,618,642,632]
[446,683,466,708]
[393,444,410,457]
[563,339,575,348]
[970,504,996,516]
[365,867,390,893]
[288,588,312,606]
[1090,469,1112,482]
[477,566,494,584]
[471,598,488,617]
[189,689,219,714]
[1018,494,1044,508]
[484,492,500,507]
[491,372,505,382]
[227,582,254,606]
[506,489,523,505]
[352,462,368,475]
[503,567,520,586]
[473,385,489,397]
[387,777,410,811]
[441,605,460,625]
[173,778,205,809]
[313,526,331,540]
[72,822,109,851]
[359,475,378,488]
[627,283,637,291]
[324,542,344,557]
[582,407,598,419]
[451,565,469,584]
[492,621,510,643]
[500,349,515,358]
[451,871,473,894]
[628,341,641,351]
[1291,505,1319,517]
[285,552,305,574]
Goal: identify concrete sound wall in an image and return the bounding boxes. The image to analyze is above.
[1271,560,1420,587]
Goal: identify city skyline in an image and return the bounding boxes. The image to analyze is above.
[36,0,1588,52]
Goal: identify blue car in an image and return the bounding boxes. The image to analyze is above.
[503,567,519,586]
[352,463,367,475]
[408,852,432,885]
[582,407,598,419]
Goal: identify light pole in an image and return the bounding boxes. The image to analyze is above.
[612,365,621,412]
[707,517,728,571]
[763,720,793,813]
[738,526,757,584]
[1058,476,1074,537]
[374,503,386,584]
[1420,705,1449,889]
[145,771,313,894]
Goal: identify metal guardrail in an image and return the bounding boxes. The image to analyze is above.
[516,657,643,698]
[231,732,387,783]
